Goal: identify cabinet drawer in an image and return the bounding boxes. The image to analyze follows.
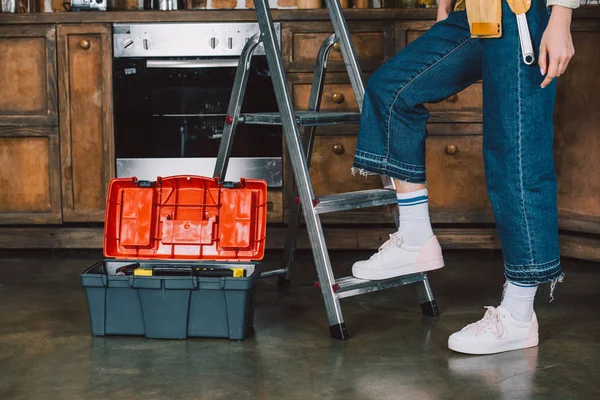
[283,21,395,72]
[426,135,494,223]
[293,82,359,112]
[426,84,482,122]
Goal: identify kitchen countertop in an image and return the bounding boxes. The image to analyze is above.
[0,7,599,25]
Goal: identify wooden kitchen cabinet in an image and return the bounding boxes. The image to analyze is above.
[0,25,62,224]
[0,9,597,262]
[57,24,114,222]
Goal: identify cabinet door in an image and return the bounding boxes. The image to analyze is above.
[57,24,114,222]
[0,26,62,224]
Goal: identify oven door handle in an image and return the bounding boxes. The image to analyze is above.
[146,59,240,69]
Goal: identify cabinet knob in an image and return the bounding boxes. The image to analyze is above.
[445,94,459,103]
[332,143,345,155]
[332,42,341,52]
[63,167,73,181]
[445,144,458,155]
[331,93,345,104]
[79,39,91,50]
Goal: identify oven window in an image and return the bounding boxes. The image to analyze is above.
[113,57,282,159]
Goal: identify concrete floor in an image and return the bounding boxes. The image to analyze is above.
[0,248,599,400]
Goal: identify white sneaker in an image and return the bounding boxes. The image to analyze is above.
[448,306,539,355]
[351,232,444,280]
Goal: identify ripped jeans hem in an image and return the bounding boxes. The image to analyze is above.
[352,155,427,184]
[503,257,562,285]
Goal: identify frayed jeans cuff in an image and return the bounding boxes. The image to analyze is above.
[353,151,426,184]
[504,257,563,301]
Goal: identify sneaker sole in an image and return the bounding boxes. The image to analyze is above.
[448,334,539,355]
[352,258,445,281]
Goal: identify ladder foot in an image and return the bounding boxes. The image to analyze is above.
[329,323,349,340]
[277,276,291,291]
[420,300,440,317]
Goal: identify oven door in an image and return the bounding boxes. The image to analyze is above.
[113,56,282,186]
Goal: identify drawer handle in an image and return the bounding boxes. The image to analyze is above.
[79,39,91,50]
[445,94,459,103]
[331,93,345,104]
[332,144,345,155]
[332,42,341,52]
[445,144,458,155]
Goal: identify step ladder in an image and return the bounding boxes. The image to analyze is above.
[213,0,439,340]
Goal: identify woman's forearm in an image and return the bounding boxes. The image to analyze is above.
[549,5,573,26]
[438,0,456,13]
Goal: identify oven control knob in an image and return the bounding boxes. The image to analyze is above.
[209,37,218,49]
[143,39,150,50]
[227,37,233,49]
[123,39,134,49]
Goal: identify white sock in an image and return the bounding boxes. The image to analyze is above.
[396,189,434,247]
[500,281,538,322]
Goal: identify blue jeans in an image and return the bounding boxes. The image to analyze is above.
[352,0,562,285]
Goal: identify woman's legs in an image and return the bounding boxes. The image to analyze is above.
[448,0,562,355]
[351,10,483,280]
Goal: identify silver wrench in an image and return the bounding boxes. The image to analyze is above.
[516,13,535,65]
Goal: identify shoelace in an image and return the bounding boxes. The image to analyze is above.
[464,306,504,338]
[368,232,403,261]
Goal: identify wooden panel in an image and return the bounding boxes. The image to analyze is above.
[0,38,46,114]
[560,235,600,263]
[267,190,283,223]
[57,24,114,222]
[426,134,494,223]
[282,21,395,72]
[554,29,600,234]
[0,134,62,224]
[0,25,57,126]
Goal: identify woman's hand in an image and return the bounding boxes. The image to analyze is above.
[437,0,455,22]
[539,6,575,88]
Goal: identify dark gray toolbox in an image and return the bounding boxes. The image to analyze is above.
[80,175,267,340]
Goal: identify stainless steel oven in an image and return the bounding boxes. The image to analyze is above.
[112,23,282,187]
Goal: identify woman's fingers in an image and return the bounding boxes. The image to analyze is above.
[541,56,560,88]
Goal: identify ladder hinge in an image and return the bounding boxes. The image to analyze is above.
[314,281,340,293]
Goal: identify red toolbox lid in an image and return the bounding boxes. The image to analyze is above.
[104,176,267,261]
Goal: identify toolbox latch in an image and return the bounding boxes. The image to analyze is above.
[131,177,154,187]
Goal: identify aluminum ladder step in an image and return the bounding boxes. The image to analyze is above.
[313,189,397,214]
[239,111,361,126]
[315,273,427,299]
